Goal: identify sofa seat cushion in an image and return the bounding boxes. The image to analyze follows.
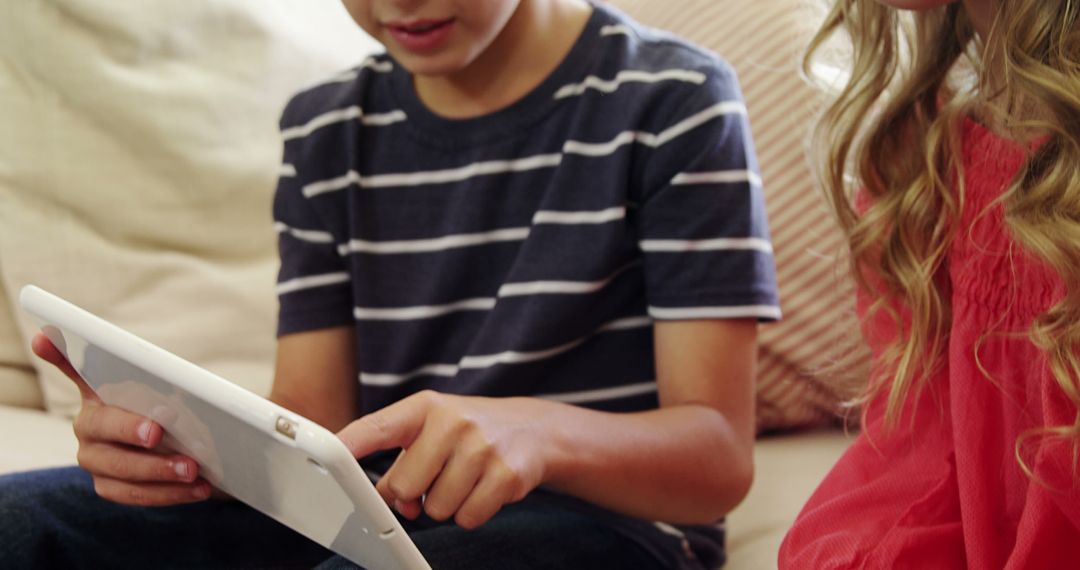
[726,429,853,568]
[0,405,78,475]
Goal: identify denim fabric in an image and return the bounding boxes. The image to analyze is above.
[0,467,666,569]
[0,467,329,568]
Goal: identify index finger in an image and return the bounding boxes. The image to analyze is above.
[31,332,99,402]
[337,392,434,459]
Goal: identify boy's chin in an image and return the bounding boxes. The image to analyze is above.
[402,63,459,78]
[392,51,477,79]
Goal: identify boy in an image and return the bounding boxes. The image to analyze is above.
[4,0,778,567]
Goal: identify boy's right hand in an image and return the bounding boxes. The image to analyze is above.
[31,332,212,506]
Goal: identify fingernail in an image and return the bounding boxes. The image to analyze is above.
[137,421,152,445]
[394,499,405,513]
[174,461,190,479]
[194,484,211,499]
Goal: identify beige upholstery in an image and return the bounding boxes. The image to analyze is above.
[0,0,378,416]
[0,277,42,409]
[0,406,79,474]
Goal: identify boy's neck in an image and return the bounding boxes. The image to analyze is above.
[413,0,592,119]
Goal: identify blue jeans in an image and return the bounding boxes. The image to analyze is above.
[0,467,669,569]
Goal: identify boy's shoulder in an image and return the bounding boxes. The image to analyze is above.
[563,3,741,112]
[278,53,397,130]
[589,3,736,79]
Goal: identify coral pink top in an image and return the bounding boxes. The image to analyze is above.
[779,119,1080,568]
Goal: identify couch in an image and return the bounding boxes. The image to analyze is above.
[0,1,857,568]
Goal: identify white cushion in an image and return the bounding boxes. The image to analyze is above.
[0,405,78,474]
[0,0,379,416]
[0,279,42,409]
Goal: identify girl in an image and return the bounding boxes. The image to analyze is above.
[780,0,1080,567]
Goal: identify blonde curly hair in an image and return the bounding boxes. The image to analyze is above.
[804,0,1080,459]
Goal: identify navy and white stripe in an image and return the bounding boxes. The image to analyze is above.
[273,4,779,417]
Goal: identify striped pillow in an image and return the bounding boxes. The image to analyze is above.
[608,0,869,430]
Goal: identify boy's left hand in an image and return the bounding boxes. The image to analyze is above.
[337,391,559,529]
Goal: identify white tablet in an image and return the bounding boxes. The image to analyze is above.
[19,285,430,570]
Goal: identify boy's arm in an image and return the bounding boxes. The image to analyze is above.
[270,326,359,432]
[338,318,756,527]
[541,317,756,523]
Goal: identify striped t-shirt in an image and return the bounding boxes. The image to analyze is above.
[274,4,777,567]
[275,7,778,413]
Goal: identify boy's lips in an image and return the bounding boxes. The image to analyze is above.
[385,18,456,52]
